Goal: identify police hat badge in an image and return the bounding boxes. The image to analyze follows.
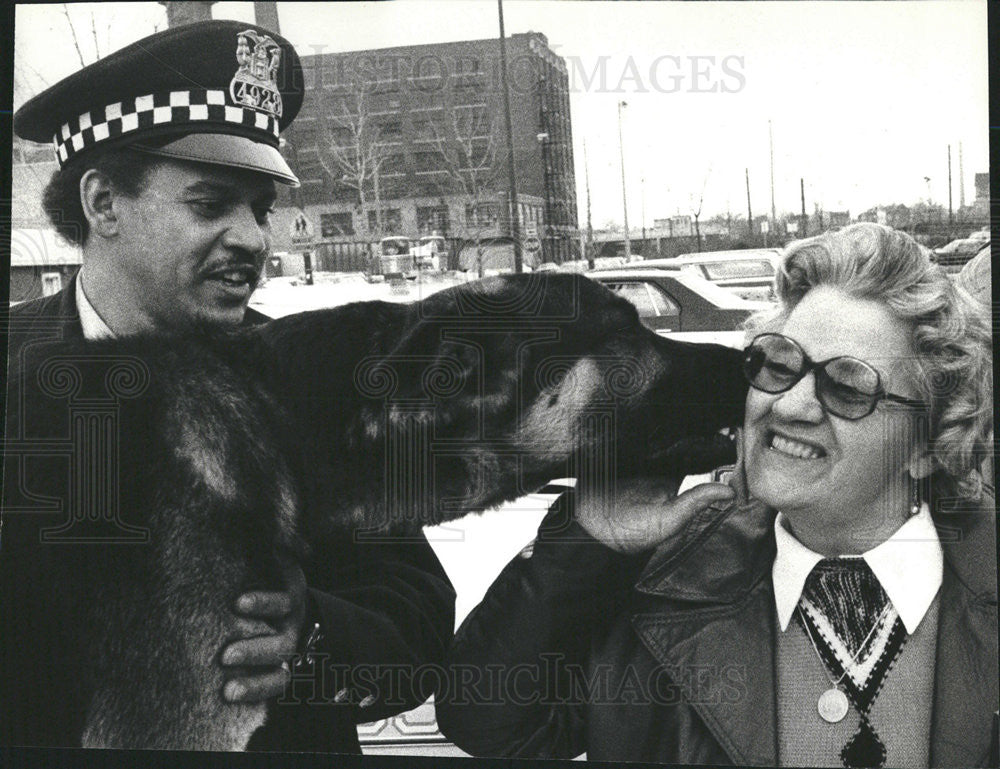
[14,20,304,186]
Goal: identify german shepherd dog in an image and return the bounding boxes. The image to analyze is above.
[1,273,747,750]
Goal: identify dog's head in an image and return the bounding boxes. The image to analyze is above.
[368,273,748,524]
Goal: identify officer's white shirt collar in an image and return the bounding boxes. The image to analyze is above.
[76,273,115,341]
[772,502,943,634]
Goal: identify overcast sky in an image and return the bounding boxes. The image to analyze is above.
[13,1,989,228]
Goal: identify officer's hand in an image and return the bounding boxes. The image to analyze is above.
[574,477,735,554]
[221,564,307,704]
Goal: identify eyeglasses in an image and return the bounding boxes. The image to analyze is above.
[743,333,926,420]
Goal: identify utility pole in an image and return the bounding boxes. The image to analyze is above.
[497,0,523,272]
[253,1,280,30]
[159,1,214,27]
[769,120,776,228]
[584,139,594,268]
[800,178,807,238]
[958,142,966,211]
[618,100,631,261]
[947,144,954,228]
[641,175,647,255]
[745,168,753,241]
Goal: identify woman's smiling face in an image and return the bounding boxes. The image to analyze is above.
[742,285,929,554]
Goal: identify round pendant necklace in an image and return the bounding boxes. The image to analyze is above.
[799,602,890,723]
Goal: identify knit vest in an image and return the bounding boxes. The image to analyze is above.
[777,594,940,767]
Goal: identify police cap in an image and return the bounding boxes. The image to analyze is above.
[14,20,304,186]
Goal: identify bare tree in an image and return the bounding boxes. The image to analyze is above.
[61,4,90,68]
[427,104,502,276]
[690,165,713,253]
[314,86,394,244]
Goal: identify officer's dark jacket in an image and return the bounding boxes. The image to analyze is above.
[1,282,456,751]
[436,466,998,766]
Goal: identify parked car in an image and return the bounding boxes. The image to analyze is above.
[587,269,772,347]
[955,243,991,302]
[411,234,447,271]
[378,236,416,277]
[934,237,988,273]
[616,249,782,301]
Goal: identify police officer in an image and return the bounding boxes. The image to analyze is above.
[5,20,454,751]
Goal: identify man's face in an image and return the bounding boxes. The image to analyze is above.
[111,160,277,331]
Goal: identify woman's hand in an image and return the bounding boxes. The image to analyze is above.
[574,478,736,554]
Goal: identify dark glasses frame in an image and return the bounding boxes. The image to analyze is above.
[743,332,926,420]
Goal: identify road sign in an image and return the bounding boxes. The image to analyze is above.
[523,235,542,253]
[290,209,315,248]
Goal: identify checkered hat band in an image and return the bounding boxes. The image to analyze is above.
[52,89,280,165]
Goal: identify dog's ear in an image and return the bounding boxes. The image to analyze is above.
[385,323,485,402]
[352,316,512,428]
[355,276,582,419]
[353,274,612,418]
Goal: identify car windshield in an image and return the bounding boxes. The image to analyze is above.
[936,239,982,255]
[590,271,772,311]
[697,259,775,280]
[672,272,773,310]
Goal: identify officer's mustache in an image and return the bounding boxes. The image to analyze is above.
[199,254,264,285]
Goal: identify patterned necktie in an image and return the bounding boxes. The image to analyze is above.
[795,557,908,768]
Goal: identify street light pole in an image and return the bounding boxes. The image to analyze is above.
[641,175,647,254]
[537,132,554,264]
[497,0,523,273]
[947,144,954,229]
[584,139,594,268]
[618,100,631,261]
[768,120,776,229]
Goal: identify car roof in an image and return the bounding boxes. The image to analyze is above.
[587,269,772,310]
[672,249,782,263]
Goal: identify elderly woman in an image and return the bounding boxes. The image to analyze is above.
[437,224,996,768]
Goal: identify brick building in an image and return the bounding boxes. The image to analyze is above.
[278,32,578,269]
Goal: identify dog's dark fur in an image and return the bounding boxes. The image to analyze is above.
[1,274,747,750]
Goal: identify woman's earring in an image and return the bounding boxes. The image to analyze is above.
[909,475,921,517]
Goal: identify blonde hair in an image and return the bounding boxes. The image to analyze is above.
[746,223,993,500]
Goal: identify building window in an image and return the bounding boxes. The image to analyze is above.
[371,94,403,113]
[380,153,408,175]
[409,95,444,111]
[326,126,353,148]
[368,208,402,233]
[415,181,442,197]
[413,151,446,172]
[465,203,497,227]
[380,181,406,200]
[378,122,403,141]
[454,107,490,138]
[331,185,359,204]
[453,85,485,107]
[417,205,450,234]
[320,212,354,237]
[322,64,343,86]
[412,119,443,141]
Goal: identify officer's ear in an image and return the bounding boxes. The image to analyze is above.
[80,169,119,238]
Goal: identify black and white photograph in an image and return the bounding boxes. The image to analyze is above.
[3,1,995,766]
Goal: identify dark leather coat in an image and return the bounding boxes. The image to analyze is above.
[437,466,998,766]
[1,283,456,751]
